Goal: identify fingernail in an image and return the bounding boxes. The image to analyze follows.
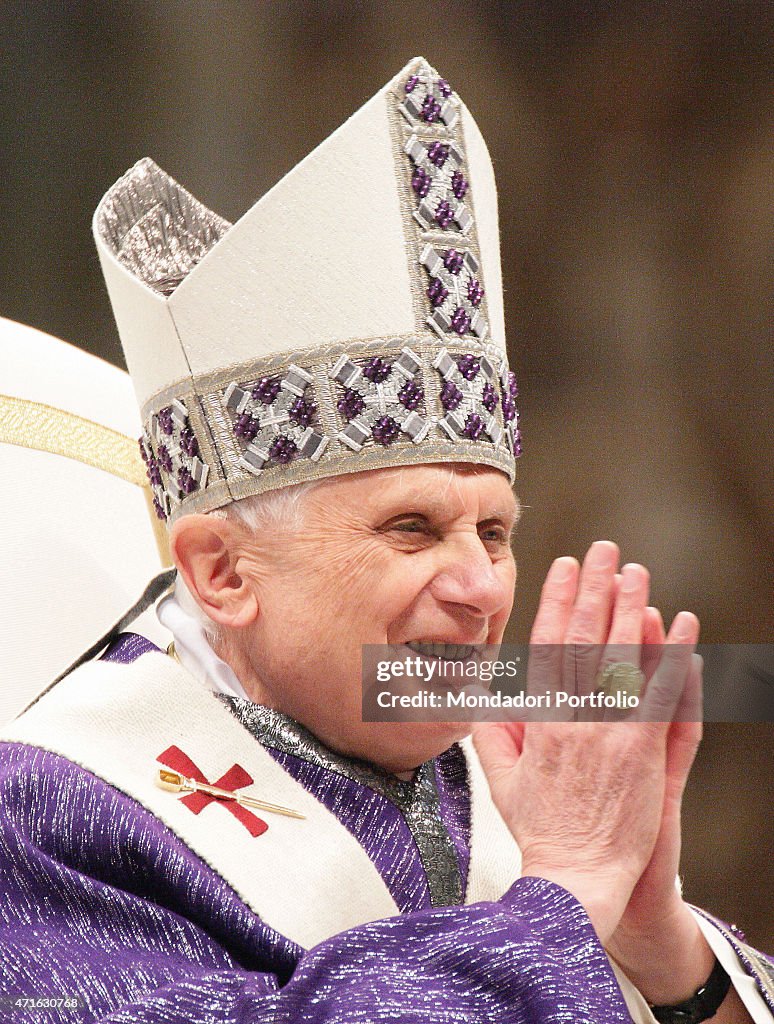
[673,611,696,640]
[589,540,618,567]
[620,564,641,593]
[551,557,576,582]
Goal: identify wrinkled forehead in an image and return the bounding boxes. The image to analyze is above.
[307,462,518,519]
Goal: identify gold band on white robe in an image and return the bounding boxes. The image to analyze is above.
[0,392,170,565]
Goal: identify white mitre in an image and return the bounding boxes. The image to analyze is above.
[0,317,169,722]
[93,57,521,525]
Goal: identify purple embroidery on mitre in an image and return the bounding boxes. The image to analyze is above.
[420,245,489,342]
[397,62,489,347]
[157,406,174,436]
[412,167,431,198]
[456,354,480,380]
[157,443,173,473]
[421,95,442,123]
[331,347,430,452]
[400,65,458,129]
[224,364,328,477]
[140,398,210,520]
[362,357,392,384]
[427,142,449,168]
[434,347,505,448]
[450,307,472,335]
[252,376,282,405]
[443,249,464,275]
[427,278,449,308]
[501,369,519,423]
[399,65,471,239]
[451,170,468,200]
[177,466,197,495]
[234,412,260,441]
[482,381,498,414]
[372,416,401,446]
[179,425,199,458]
[462,413,484,440]
[403,134,473,237]
[288,397,317,428]
[499,368,523,457]
[398,379,424,411]
[440,380,464,412]
[269,436,298,464]
[146,456,162,490]
[435,200,455,230]
[467,279,484,307]
[337,388,365,421]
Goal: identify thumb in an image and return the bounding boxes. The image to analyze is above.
[472,721,526,782]
[665,653,703,799]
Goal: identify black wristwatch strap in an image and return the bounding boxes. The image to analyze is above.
[650,957,732,1024]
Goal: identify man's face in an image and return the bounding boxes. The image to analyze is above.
[232,464,518,772]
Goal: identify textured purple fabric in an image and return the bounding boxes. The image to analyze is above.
[267,748,433,912]
[0,742,639,1023]
[101,632,161,664]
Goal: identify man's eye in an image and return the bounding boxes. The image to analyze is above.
[379,516,437,540]
[390,519,430,533]
[478,524,511,546]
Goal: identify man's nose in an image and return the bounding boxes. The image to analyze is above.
[427,536,512,619]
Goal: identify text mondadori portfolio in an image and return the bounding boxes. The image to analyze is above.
[375,690,640,710]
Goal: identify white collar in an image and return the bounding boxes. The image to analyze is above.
[156,592,251,701]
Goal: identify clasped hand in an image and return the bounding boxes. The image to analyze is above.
[474,541,713,1005]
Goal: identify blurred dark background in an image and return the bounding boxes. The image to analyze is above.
[1,2,771,947]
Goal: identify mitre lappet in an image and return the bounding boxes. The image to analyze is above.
[94,56,522,525]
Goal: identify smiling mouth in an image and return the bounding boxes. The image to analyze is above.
[405,642,481,661]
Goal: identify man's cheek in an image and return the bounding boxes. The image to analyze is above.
[317,556,398,610]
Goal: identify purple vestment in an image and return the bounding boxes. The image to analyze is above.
[0,637,771,1023]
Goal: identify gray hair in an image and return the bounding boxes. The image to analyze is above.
[221,479,323,533]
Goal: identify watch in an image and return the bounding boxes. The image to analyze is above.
[650,957,732,1024]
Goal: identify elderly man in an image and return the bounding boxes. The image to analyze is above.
[0,58,771,1023]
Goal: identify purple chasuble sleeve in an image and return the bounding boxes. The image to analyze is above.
[0,742,637,1023]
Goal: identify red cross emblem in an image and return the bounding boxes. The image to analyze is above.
[156,745,268,837]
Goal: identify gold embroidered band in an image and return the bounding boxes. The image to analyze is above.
[0,392,171,565]
[0,393,147,486]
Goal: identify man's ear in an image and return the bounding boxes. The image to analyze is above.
[170,515,258,630]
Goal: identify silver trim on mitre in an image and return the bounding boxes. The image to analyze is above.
[388,59,490,345]
[95,158,232,296]
[137,334,519,524]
